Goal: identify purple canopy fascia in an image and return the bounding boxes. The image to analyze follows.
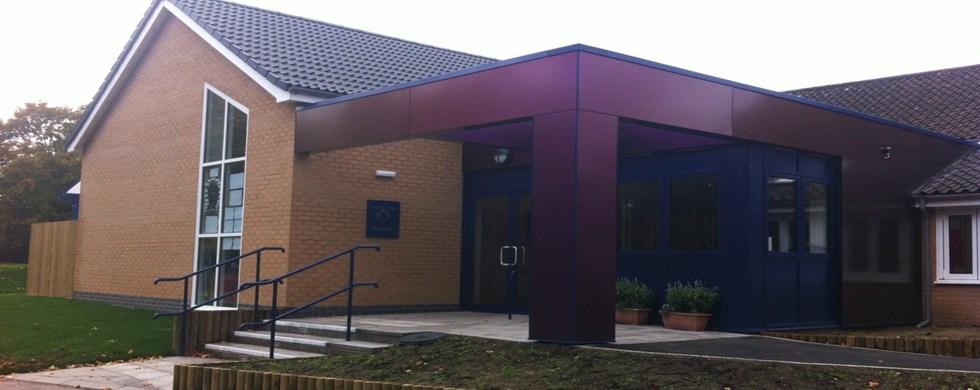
[295,44,975,343]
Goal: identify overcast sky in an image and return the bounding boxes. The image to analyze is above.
[2,0,979,120]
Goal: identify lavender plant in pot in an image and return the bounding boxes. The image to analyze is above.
[660,280,720,331]
[615,277,655,325]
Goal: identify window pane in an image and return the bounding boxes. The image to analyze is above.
[767,177,797,252]
[670,176,719,250]
[225,105,247,159]
[222,162,245,233]
[194,238,218,305]
[203,92,225,163]
[218,237,241,306]
[618,181,658,251]
[805,182,828,253]
[200,166,222,234]
[948,215,973,274]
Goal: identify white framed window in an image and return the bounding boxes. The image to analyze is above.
[194,86,248,306]
[936,209,980,283]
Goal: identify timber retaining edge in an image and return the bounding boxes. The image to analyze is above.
[763,332,980,358]
[172,365,464,390]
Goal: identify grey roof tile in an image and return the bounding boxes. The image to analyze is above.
[789,65,980,141]
[171,0,496,96]
[69,0,496,148]
[788,65,980,196]
[915,149,980,195]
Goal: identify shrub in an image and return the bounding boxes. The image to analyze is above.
[662,280,720,314]
[615,278,655,309]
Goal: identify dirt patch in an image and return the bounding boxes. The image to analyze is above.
[216,335,980,389]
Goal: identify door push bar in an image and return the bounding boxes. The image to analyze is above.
[499,246,526,266]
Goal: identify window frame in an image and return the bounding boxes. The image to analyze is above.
[764,172,832,258]
[936,208,980,283]
[192,85,249,307]
[668,174,721,251]
[616,172,723,254]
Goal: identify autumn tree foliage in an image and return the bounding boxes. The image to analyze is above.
[0,102,82,262]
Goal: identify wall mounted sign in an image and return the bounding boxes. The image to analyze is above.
[366,200,400,238]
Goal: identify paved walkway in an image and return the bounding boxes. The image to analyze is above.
[289,311,745,344]
[3,312,978,389]
[1,356,220,390]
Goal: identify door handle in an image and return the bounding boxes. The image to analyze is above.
[499,246,518,266]
[518,246,526,265]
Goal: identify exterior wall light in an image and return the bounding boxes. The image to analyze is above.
[375,170,396,178]
[493,148,512,165]
[880,146,892,159]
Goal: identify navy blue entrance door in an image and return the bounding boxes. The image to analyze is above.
[462,168,532,313]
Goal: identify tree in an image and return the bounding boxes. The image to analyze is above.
[0,102,82,262]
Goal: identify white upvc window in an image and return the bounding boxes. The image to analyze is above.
[936,209,980,283]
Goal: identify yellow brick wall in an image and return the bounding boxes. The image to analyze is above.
[287,139,463,308]
[74,11,294,302]
[74,9,464,310]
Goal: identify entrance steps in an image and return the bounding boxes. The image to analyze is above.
[204,319,399,360]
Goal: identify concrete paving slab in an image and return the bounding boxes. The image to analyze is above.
[289,311,745,344]
[2,356,222,390]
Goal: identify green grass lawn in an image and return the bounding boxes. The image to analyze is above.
[0,284,173,374]
[0,264,27,294]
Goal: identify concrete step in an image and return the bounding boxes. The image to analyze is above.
[203,342,323,360]
[275,319,404,344]
[232,330,389,354]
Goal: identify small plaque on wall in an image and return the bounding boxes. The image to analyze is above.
[366,200,400,238]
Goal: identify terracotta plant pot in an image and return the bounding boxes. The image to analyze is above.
[661,312,712,331]
[615,308,652,325]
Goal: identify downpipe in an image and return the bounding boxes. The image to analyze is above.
[917,197,932,328]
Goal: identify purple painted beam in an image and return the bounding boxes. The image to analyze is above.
[529,110,617,343]
[579,54,734,137]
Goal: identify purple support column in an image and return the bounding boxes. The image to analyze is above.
[529,110,618,343]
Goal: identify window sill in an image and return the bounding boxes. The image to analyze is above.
[195,305,239,311]
[934,279,980,286]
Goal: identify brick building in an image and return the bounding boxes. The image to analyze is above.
[792,65,980,327]
[64,0,978,343]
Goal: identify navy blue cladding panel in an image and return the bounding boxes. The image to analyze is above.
[764,258,799,326]
[463,166,532,195]
[615,144,750,331]
[800,153,832,178]
[617,143,839,332]
[765,148,799,173]
[800,259,835,324]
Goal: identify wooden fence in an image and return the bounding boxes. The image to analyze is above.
[26,220,76,298]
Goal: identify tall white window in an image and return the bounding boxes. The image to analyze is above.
[195,88,248,306]
[937,210,980,282]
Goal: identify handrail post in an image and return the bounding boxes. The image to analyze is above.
[269,282,278,359]
[180,279,189,356]
[345,250,356,341]
[253,251,262,324]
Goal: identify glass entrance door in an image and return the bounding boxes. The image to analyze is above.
[469,194,531,312]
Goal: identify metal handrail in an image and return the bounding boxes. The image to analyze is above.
[238,244,380,358]
[153,246,285,355]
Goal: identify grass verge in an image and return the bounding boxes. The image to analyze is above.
[218,335,980,389]
[0,264,27,294]
[0,294,173,375]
